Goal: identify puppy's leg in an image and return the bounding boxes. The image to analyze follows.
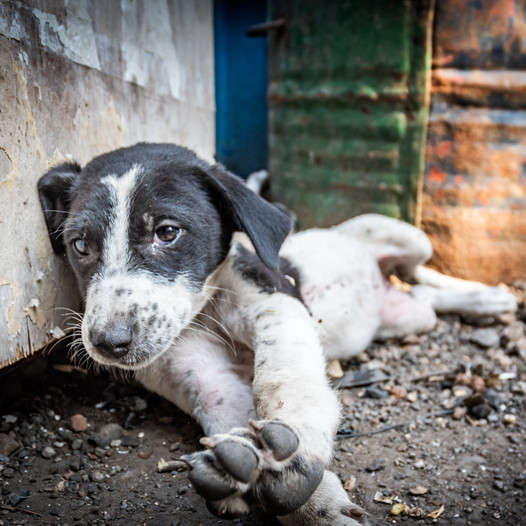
[134,335,256,435]
[375,283,437,340]
[184,293,364,524]
[332,213,432,278]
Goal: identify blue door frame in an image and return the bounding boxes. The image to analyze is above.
[214,0,268,178]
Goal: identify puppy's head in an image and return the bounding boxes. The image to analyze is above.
[38,143,291,369]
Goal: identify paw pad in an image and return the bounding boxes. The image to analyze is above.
[215,440,258,483]
[255,420,299,461]
[259,458,324,516]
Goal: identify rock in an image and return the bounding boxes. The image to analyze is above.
[390,385,408,399]
[470,404,492,419]
[8,488,31,506]
[131,397,148,412]
[503,414,517,425]
[502,322,524,343]
[364,386,388,399]
[42,446,56,459]
[469,328,500,348]
[365,458,386,472]
[453,406,467,420]
[0,432,19,456]
[409,485,428,495]
[326,359,344,379]
[90,423,124,447]
[71,438,83,450]
[70,414,88,433]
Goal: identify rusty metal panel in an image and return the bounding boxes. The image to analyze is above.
[268,0,434,228]
[0,0,215,368]
[422,0,526,284]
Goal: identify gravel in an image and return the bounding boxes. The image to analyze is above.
[0,283,525,525]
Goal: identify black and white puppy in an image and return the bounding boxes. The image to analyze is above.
[38,143,516,525]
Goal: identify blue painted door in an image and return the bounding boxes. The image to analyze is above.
[214,0,268,177]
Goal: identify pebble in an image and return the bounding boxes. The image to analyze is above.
[70,414,88,433]
[0,432,19,456]
[131,397,148,412]
[470,404,492,419]
[502,322,524,343]
[365,386,389,399]
[390,385,408,399]
[91,423,124,447]
[470,328,500,348]
[8,488,31,506]
[365,458,386,472]
[42,446,57,459]
[71,438,83,450]
[503,414,517,425]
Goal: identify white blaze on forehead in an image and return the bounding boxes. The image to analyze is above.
[101,165,141,273]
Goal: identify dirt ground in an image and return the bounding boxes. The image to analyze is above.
[1,284,525,526]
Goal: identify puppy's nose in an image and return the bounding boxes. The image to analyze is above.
[91,323,133,359]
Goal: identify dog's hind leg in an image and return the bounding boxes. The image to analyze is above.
[332,213,432,280]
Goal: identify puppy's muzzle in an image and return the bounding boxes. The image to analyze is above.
[90,322,133,359]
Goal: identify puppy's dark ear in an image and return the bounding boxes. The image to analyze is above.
[38,162,82,254]
[204,164,292,269]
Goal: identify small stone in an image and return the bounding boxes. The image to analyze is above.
[71,439,83,450]
[138,448,153,459]
[326,359,344,379]
[365,459,386,472]
[90,471,105,482]
[406,391,418,403]
[3,415,17,424]
[49,506,62,516]
[390,385,408,399]
[503,414,517,425]
[42,446,56,459]
[502,322,524,344]
[344,475,356,491]
[470,404,492,419]
[0,432,19,456]
[91,423,124,447]
[409,485,428,495]
[413,459,426,469]
[453,407,467,420]
[8,488,31,506]
[364,386,388,399]
[469,328,500,348]
[70,414,88,433]
[131,397,148,412]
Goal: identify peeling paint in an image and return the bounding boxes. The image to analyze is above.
[33,1,101,70]
[121,0,182,98]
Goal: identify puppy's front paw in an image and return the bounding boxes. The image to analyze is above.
[182,420,324,518]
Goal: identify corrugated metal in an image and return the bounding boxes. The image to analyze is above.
[267,0,434,228]
[423,0,526,284]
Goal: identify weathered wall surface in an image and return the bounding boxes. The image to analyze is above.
[422,0,526,284]
[0,0,214,367]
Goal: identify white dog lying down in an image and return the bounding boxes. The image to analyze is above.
[38,143,516,525]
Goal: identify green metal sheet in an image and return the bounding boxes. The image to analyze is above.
[268,0,434,228]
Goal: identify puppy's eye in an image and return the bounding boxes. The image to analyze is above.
[73,238,89,256]
[153,225,181,245]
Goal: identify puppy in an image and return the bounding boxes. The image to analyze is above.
[38,143,516,525]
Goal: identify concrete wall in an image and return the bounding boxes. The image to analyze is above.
[0,0,215,368]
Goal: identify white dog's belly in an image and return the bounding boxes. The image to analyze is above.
[282,229,385,359]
